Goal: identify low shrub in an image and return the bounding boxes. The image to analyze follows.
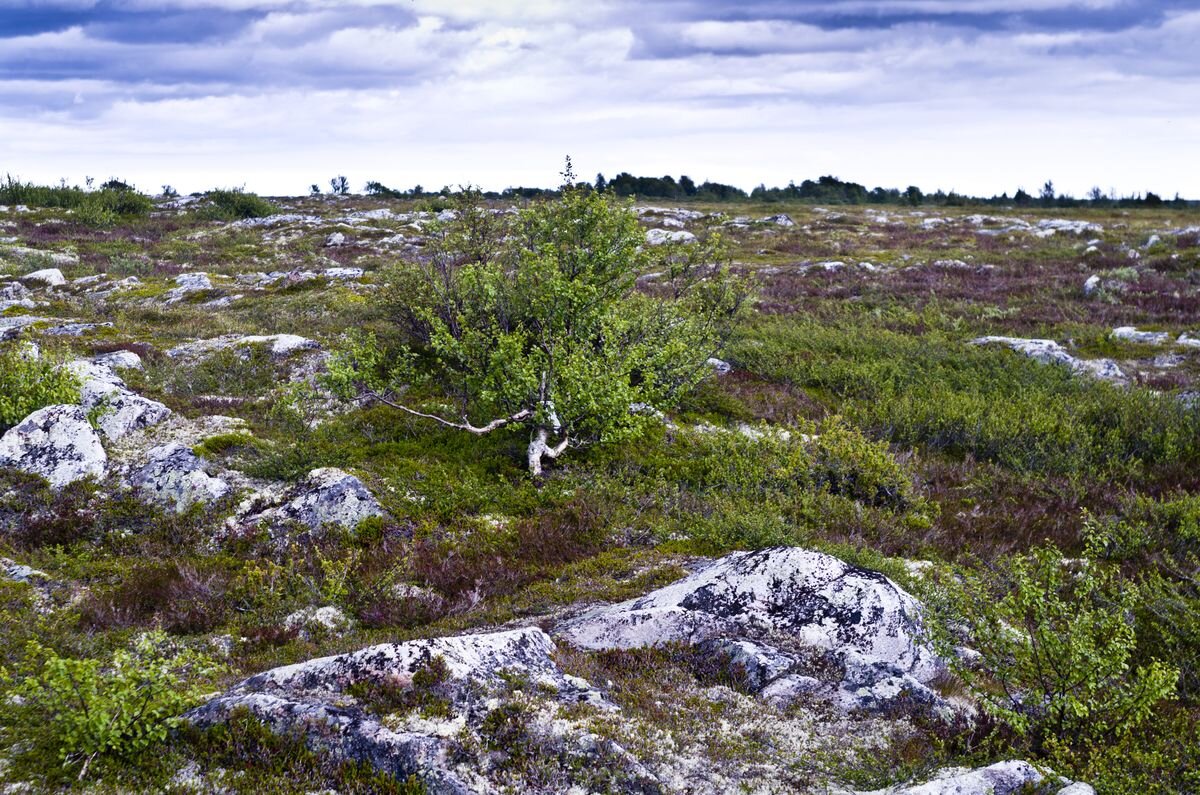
[0,345,80,432]
[0,631,223,781]
[195,188,278,221]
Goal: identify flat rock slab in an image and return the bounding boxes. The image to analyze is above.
[557,547,946,712]
[971,336,1125,384]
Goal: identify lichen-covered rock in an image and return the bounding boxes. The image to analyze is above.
[557,547,946,713]
[166,333,319,362]
[0,405,107,488]
[129,443,230,513]
[186,628,615,795]
[91,350,143,371]
[66,360,171,441]
[19,267,66,287]
[283,605,353,640]
[645,228,697,246]
[240,467,386,534]
[971,336,1126,383]
[1112,326,1170,345]
[162,272,213,303]
[859,760,1092,795]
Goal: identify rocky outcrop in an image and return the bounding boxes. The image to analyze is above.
[1112,326,1170,345]
[66,360,171,441]
[166,333,319,362]
[860,760,1093,795]
[19,267,67,286]
[162,272,213,303]
[237,467,386,534]
[129,443,231,513]
[186,628,618,795]
[971,336,1125,383]
[0,405,106,488]
[557,547,947,713]
[645,229,697,246]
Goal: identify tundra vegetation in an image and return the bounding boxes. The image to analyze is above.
[0,173,1197,793]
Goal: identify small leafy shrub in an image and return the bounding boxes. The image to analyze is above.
[809,418,915,510]
[78,560,230,634]
[0,345,80,432]
[1,631,223,780]
[196,188,278,221]
[936,546,1178,755]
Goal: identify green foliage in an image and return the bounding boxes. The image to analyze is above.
[0,345,80,432]
[1,630,223,780]
[0,175,152,224]
[327,183,748,474]
[936,546,1178,754]
[733,314,1200,478]
[196,188,278,220]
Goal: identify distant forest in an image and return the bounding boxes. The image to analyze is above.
[366,174,1195,208]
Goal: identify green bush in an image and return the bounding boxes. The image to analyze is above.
[196,188,278,221]
[0,176,151,224]
[0,346,80,432]
[936,546,1177,754]
[1,631,222,780]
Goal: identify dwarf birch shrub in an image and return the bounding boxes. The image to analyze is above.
[937,546,1177,754]
[1,631,222,781]
[0,345,80,432]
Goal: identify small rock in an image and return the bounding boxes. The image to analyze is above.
[324,232,346,247]
[0,405,107,489]
[761,214,795,227]
[130,443,231,513]
[706,357,732,375]
[1112,326,1170,345]
[20,268,66,287]
[162,272,213,304]
[971,336,1125,384]
[283,605,352,640]
[238,467,386,535]
[92,350,144,371]
[323,267,363,280]
[1082,274,1101,295]
[645,229,697,246]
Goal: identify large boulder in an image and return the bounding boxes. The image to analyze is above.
[557,547,946,712]
[66,360,171,441]
[129,443,231,513]
[186,628,622,795]
[0,405,106,488]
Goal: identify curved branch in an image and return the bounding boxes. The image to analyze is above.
[362,389,531,435]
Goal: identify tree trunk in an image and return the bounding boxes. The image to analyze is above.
[527,426,569,477]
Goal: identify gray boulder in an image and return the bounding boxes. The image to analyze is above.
[162,272,213,303]
[130,443,230,513]
[19,267,66,287]
[1111,326,1170,345]
[245,467,386,533]
[187,628,615,795]
[0,405,107,488]
[66,360,171,441]
[557,547,946,712]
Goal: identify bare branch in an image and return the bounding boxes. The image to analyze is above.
[363,389,531,435]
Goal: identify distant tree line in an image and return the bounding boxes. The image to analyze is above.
[362,174,1193,208]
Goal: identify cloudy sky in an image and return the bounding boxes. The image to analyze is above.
[1,0,1197,197]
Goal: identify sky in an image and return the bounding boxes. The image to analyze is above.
[1,0,1198,198]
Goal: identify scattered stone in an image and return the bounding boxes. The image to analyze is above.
[237,467,386,535]
[161,272,214,304]
[0,405,107,488]
[1112,326,1170,345]
[283,605,353,640]
[323,267,363,280]
[324,232,347,247]
[20,268,66,287]
[1145,234,1161,249]
[187,628,613,793]
[2,247,78,268]
[706,357,732,375]
[971,337,1125,383]
[2,557,49,583]
[761,214,795,227]
[645,229,697,246]
[166,333,319,362]
[42,321,114,337]
[129,443,231,513]
[557,547,946,713]
[1176,333,1200,349]
[92,350,144,371]
[1082,274,1101,295]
